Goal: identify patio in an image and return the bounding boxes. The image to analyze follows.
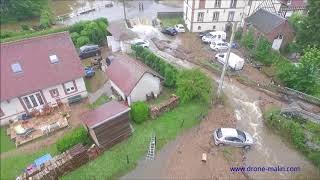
[6,103,71,147]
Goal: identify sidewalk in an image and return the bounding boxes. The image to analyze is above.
[88,81,112,103]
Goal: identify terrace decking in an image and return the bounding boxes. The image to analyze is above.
[7,103,71,147]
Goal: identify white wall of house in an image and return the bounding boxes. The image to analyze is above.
[107,36,121,52]
[109,80,126,100]
[0,77,87,126]
[0,98,25,126]
[129,73,161,104]
[184,0,282,32]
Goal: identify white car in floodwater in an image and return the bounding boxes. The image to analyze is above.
[131,39,150,48]
[213,128,254,149]
[174,24,186,33]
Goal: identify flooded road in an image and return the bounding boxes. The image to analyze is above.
[224,83,320,179]
[1,0,182,31]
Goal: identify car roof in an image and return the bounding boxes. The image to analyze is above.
[220,128,238,137]
[176,24,184,27]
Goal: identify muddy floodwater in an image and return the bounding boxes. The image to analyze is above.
[1,0,183,31]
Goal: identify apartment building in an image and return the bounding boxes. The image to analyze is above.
[184,0,282,32]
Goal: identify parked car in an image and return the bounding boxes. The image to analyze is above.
[202,31,226,43]
[198,30,212,38]
[79,45,101,59]
[84,66,95,78]
[131,39,150,48]
[213,128,254,149]
[174,24,186,33]
[210,40,229,51]
[161,27,178,36]
[215,52,244,71]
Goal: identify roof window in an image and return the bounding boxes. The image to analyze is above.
[49,55,59,64]
[11,63,22,73]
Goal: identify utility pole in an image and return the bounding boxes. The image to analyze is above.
[122,0,127,21]
[217,22,237,98]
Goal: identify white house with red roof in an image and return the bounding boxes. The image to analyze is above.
[0,32,88,126]
[106,55,164,106]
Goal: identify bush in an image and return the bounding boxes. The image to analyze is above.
[176,69,214,104]
[39,9,54,29]
[131,45,179,88]
[241,28,255,49]
[253,37,273,65]
[21,24,30,31]
[234,27,243,41]
[56,126,91,153]
[131,102,149,124]
[76,36,90,47]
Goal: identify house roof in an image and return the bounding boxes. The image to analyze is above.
[106,55,163,96]
[0,32,84,101]
[245,8,287,34]
[81,100,130,128]
[107,21,137,41]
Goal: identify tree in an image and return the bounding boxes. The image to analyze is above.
[295,0,320,48]
[76,36,90,47]
[131,102,149,123]
[176,69,213,104]
[253,37,272,65]
[241,28,255,49]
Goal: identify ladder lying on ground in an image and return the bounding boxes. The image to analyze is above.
[146,134,156,160]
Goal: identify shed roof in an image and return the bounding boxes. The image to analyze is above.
[106,55,163,96]
[0,32,84,101]
[107,21,137,41]
[81,101,130,128]
[245,8,286,34]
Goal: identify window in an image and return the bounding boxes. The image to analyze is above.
[49,55,59,64]
[50,89,59,98]
[230,0,237,8]
[214,0,221,8]
[199,0,206,9]
[36,93,44,105]
[212,12,219,22]
[248,0,253,6]
[287,0,292,5]
[228,11,235,21]
[23,97,32,109]
[64,81,77,94]
[197,12,204,22]
[212,25,216,30]
[0,108,4,117]
[198,26,202,30]
[22,93,44,109]
[11,63,22,73]
[185,8,188,20]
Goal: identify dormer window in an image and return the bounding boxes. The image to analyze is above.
[49,55,59,64]
[11,63,22,73]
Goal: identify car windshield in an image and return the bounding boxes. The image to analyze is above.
[237,129,246,141]
[216,128,222,138]
[135,42,144,45]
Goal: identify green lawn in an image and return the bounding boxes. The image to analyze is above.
[159,16,183,27]
[88,95,111,109]
[0,145,57,180]
[0,127,15,153]
[62,101,208,179]
[81,59,107,93]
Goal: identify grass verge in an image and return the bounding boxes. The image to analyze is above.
[263,107,320,168]
[88,95,111,109]
[0,145,57,180]
[159,16,183,27]
[62,100,208,179]
[0,127,16,153]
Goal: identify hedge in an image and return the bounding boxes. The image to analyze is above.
[131,102,149,124]
[56,126,91,153]
[131,45,178,88]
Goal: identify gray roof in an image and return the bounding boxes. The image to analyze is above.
[107,21,137,41]
[245,9,286,34]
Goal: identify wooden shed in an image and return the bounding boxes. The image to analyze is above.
[81,101,132,149]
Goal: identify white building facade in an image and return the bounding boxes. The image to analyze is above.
[184,0,282,32]
[0,78,87,126]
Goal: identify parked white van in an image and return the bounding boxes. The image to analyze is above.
[202,31,226,43]
[214,52,244,71]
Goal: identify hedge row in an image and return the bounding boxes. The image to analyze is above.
[131,45,178,88]
[263,108,320,168]
[56,126,91,153]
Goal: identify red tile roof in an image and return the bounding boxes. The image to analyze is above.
[0,32,84,101]
[81,100,130,128]
[106,55,163,96]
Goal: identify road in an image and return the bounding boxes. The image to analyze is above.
[125,25,320,179]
